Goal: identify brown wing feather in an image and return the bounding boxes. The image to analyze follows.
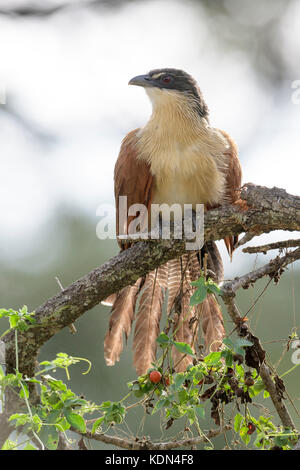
[221,131,242,258]
[104,129,156,372]
[208,129,242,259]
[221,130,242,258]
[114,129,154,248]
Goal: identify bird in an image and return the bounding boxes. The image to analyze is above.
[103,68,242,376]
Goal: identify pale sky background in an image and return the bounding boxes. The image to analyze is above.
[0,0,299,277]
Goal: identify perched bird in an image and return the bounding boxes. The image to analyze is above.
[104,68,242,375]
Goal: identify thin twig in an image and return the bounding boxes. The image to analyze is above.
[73,425,231,450]
[222,247,300,296]
[243,239,300,254]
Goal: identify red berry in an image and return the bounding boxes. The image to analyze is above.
[149,370,162,384]
[247,422,256,435]
[165,377,170,386]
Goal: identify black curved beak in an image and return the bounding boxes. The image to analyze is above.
[128,74,153,88]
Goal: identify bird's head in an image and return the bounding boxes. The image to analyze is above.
[129,68,209,118]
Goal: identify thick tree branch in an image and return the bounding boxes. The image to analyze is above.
[3,184,300,377]
[259,363,294,429]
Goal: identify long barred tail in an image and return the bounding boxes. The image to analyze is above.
[168,244,225,372]
[103,242,226,375]
[104,279,142,366]
[132,265,168,376]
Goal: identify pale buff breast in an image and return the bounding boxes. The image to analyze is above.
[137,127,228,209]
[135,89,229,210]
[151,142,225,208]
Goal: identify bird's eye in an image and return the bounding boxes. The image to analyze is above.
[161,75,173,84]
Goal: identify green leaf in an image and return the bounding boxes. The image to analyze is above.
[240,425,251,445]
[152,397,169,414]
[156,332,171,348]
[235,364,244,378]
[64,397,87,408]
[19,383,29,400]
[221,349,233,367]
[172,341,195,357]
[190,285,207,306]
[223,337,252,356]
[274,435,289,447]
[193,369,204,383]
[9,413,30,427]
[234,412,244,432]
[173,373,187,390]
[249,379,265,397]
[23,443,38,450]
[204,351,222,365]
[99,401,112,411]
[190,278,220,301]
[42,375,67,392]
[8,314,19,329]
[92,417,105,434]
[206,283,221,296]
[195,405,205,419]
[235,338,253,348]
[20,305,28,314]
[166,403,183,419]
[177,388,189,404]
[64,410,86,433]
[222,337,236,351]
[254,432,265,449]
[1,439,17,450]
[39,425,59,450]
[186,408,196,425]
[46,410,62,424]
[190,277,205,287]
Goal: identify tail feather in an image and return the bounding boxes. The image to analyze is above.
[172,254,200,372]
[101,293,117,307]
[133,265,168,375]
[201,241,224,283]
[104,279,142,366]
[166,258,182,316]
[104,243,226,375]
[224,235,238,262]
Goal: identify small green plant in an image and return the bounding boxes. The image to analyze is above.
[0,300,298,450]
[0,306,36,338]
